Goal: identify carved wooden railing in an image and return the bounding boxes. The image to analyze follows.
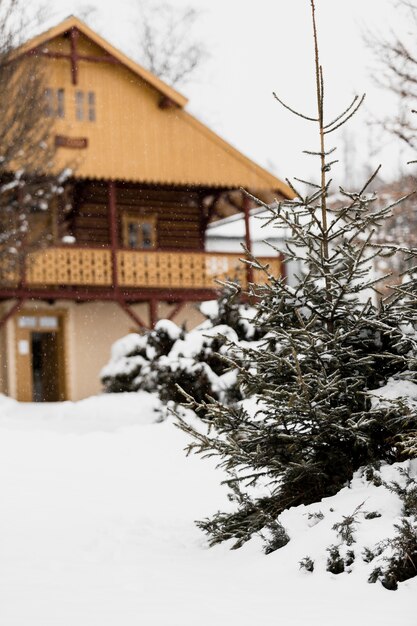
[4,247,281,290]
[26,247,113,286]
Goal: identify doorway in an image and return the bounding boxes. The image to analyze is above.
[15,311,67,402]
[31,332,60,402]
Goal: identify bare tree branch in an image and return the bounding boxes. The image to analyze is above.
[136,0,208,87]
[0,0,68,280]
[366,0,417,150]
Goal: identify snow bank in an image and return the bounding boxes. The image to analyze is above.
[0,396,415,625]
[0,391,160,433]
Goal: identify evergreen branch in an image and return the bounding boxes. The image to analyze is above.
[323,95,362,129]
[239,186,271,209]
[272,91,319,121]
[293,177,322,189]
[323,159,339,172]
[284,177,306,200]
[303,146,337,156]
[323,94,366,134]
[358,164,382,195]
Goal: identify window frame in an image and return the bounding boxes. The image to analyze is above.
[122,214,157,250]
[56,88,65,118]
[87,91,96,122]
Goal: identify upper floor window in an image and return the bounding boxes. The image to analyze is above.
[75,90,96,122]
[123,215,157,250]
[45,88,65,118]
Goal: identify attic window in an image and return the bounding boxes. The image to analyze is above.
[75,91,96,122]
[75,91,84,120]
[45,88,65,118]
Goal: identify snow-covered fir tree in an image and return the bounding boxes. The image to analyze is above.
[177,0,417,578]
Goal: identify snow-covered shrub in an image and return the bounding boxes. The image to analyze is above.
[101,333,148,393]
[368,466,417,590]
[100,292,264,408]
[290,461,417,590]
[200,284,260,341]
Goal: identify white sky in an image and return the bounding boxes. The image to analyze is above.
[38,0,414,188]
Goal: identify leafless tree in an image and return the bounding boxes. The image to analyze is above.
[365,0,417,150]
[0,0,67,281]
[136,0,208,87]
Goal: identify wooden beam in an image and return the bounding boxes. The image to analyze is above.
[0,287,218,302]
[158,96,177,109]
[32,50,120,64]
[242,191,254,286]
[149,299,158,327]
[118,299,149,329]
[168,301,185,321]
[108,181,119,290]
[69,28,79,85]
[200,191,223,236]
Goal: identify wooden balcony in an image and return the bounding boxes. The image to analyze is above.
[8,247,281,292]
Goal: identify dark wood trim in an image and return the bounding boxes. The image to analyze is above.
[168,301,185,321]
[118,299,149,329]
[55,135,88,149]
[242,191,254,285]
[0,287,218,303]
[76,54,120,64]
[279,252,286,283]
[149,299,158,327]
[108,181,119,290]
[202,192,223,231]
[26,27,121,85]
[158,96,178,109]
[31,50,120,64]
[69,27,79,85]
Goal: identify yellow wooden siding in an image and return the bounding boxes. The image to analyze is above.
[22,247,281,290]
[17,16,188,108]
[32,30,292,193]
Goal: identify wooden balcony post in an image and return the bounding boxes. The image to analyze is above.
[243,191,254,286]
[108,180,118,290]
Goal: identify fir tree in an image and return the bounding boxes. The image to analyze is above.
[177,0,417,552]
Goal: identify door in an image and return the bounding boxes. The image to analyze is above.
[15,312,67,402]
[31,332,60,402]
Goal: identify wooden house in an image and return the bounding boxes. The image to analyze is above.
[0,16,293,402]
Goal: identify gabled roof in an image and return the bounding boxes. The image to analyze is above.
[17,16,294,196]
[18,15,188,108]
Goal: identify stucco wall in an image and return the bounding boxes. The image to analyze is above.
[3,298,206,402]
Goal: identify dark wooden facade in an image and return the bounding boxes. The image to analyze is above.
[62,182,204,250]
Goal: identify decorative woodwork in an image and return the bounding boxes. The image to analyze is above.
[17,247,281,290]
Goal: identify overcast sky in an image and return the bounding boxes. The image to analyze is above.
[37,0,414,188]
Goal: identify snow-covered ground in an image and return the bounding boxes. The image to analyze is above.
[0,392,415,625]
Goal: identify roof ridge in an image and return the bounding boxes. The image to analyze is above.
[15,15,188,108]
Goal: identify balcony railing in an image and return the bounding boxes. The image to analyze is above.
[4,247,281,290]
